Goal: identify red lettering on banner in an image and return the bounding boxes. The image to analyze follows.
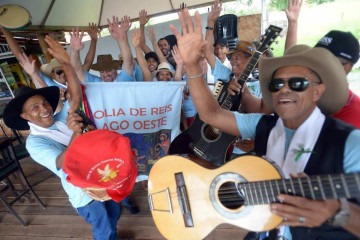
[133,117,167,130]
[150,104,172,115]
[130,108,147,116]
[102,121,130,130]
[117,108,126,116]
[94,108,126,119]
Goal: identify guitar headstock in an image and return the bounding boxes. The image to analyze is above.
[257,25,283,53]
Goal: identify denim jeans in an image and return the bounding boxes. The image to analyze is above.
[77,200,121,240]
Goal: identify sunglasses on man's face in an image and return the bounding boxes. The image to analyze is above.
[54,69,63,76]
[267,77,321,92]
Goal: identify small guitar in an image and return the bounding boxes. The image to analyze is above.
[169,25,282,166]
[148,155,360,240]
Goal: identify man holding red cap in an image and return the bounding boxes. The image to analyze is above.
[3,36,135,240]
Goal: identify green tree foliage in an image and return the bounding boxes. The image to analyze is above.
[269,0,335,10]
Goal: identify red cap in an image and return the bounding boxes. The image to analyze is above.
[63,129,137,202]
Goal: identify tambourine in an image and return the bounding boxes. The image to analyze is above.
[0,4,31,29]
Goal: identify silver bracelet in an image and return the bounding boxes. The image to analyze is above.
[187,72,204,79]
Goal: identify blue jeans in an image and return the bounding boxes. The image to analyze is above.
[77,200,121,240]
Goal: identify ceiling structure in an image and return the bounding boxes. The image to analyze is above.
[0,0,234,45]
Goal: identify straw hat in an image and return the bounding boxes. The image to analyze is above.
[153,62,175,77]
[40,58,62,77]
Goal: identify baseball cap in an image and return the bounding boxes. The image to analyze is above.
[63,129,137,202]
[315,30,359,64]
[214,38,229,48]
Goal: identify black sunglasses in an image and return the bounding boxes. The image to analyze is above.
[54,69,63,76]
[268,77,321,92]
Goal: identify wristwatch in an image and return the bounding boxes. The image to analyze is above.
[328,198,350,226]
[205,26,214,30]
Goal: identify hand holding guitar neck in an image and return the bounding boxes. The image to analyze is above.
[75,110,96,133]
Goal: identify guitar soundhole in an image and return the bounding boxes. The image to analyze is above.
[218,181,244,210]
[201,124,221,142]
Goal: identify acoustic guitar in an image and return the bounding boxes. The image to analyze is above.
[169,25,282,166]
[148,155,360,240]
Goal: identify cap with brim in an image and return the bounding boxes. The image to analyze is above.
[315,30,359,64]
[227,40,256,59]
[145,52,160,64]
[90,54,121,71]
[40,58,62,78]
[259,44,348,115]
[153,62,175,77]
[3,86,60,130]
[63,129,137,202]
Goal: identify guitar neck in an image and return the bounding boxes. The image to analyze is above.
[239,173,360,205]
[217,51,262,111]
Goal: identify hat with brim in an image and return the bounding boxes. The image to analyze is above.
[40,58,62,78]
[63,129,137,202]
[153,62,175,78]
[315,30,359,64]
[259,44,348,115]
[90,54,121,71]
[227,40,256,59]
[3,86,60,130]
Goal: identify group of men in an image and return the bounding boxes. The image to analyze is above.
[1,0,360,239]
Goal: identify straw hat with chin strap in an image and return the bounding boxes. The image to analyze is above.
[259,44,348,115]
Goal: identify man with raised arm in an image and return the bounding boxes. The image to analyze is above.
[169,8,360,239]
[3,36,124,240]
[70,16,135,82]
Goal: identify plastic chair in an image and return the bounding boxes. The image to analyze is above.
[0,138,45,226]
[214,14,239,50]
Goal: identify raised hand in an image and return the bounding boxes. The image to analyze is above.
[87,22,99,41]
[169,9,205,66]
[171,45,183,66]
[147,27,157,43]
[132,28,141,48]
[285,0,303,23]
[208,0,222,23]
[44,35,70,64]
[18,52,36,76]
[69,27,85,51]
[107,15,132,40]
[139,9,149,26]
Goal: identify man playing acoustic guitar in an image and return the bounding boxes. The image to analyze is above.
[169,8,360,240]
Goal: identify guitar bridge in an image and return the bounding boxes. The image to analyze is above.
[175,172,194,227]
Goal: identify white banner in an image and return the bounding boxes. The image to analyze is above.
[84,82,184,176]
